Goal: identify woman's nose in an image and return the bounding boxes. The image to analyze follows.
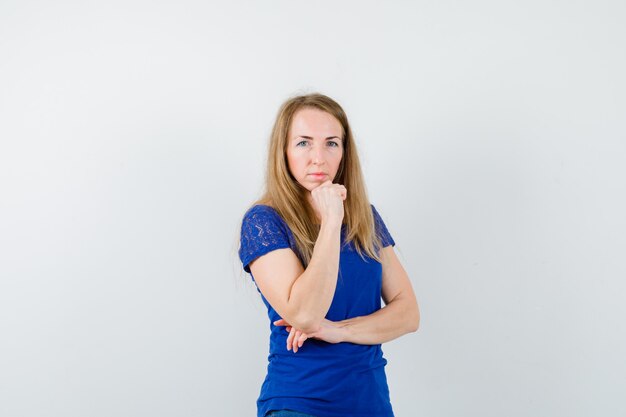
[311,146,325,164]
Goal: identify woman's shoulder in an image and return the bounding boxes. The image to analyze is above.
[369,203,386,218]
[368,203,395,246]
[243,203,279,217]
[241,204,287,229]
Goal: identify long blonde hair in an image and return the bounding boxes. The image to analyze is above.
[247,92,384,266]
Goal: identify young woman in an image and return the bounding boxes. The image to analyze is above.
[238,93,420,417]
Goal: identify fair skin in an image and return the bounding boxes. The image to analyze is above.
[275,244,420,351]
[252,107,420,353]
[286,107,345,221]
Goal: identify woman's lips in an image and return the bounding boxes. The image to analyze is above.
[308,173,327,179]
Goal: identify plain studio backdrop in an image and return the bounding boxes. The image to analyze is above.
[1,0,625,416]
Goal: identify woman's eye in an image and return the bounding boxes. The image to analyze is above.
[295,140,340,147]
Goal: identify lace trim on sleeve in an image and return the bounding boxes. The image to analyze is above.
[239,206,292,273]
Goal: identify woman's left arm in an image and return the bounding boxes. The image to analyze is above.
[339,245,420,345]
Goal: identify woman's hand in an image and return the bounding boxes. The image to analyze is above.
[273,318,348,352]
[310,180,347,226]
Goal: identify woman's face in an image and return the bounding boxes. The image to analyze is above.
[286,107,344,192]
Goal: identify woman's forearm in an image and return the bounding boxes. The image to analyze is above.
[289,221,342,333]
[339,298,419,345]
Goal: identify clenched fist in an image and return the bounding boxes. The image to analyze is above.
[310,180,347,226]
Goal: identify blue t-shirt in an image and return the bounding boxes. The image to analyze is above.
[239,204,396,417]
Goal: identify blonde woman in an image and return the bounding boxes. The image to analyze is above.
[238,93,420,417]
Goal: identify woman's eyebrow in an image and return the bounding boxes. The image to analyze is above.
[296,135,340,140]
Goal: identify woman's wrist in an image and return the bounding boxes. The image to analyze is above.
[336,319,354,343]
[320,218,343,231]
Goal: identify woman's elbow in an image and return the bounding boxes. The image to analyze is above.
[411,316,420,332]
[292,313,322,334]
[409,305,420,332]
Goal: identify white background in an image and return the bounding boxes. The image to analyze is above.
[1,1,625,416]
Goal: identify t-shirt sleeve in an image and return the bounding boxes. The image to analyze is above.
[239,206,292,274]
[371,204,395,248]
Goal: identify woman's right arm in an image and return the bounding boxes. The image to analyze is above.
[247,180,346,333]
[249,218,342,334]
